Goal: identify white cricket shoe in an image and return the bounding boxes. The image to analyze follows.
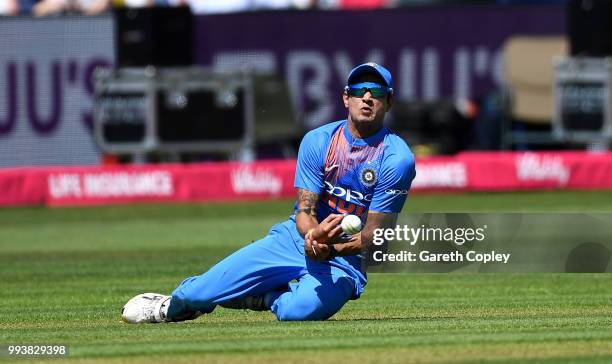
[121,293,171,324]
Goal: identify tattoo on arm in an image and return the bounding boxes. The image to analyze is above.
[296,189,318,217]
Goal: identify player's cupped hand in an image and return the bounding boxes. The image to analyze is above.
[304,230,331,261]
[309,214,344,244]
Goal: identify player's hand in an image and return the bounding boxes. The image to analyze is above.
[304,229,331,261]
[309,214,344,245]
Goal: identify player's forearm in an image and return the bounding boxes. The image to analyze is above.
[333,221,377,256]
[295,189,320,237]
[296,213,319,237]
[334,212,398,256]
[332,234,363,256]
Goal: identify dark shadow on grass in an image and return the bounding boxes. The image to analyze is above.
[329,316,458,322]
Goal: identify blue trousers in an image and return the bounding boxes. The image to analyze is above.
[167,220,357,321]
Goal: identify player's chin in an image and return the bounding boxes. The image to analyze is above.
[354,115,379,125]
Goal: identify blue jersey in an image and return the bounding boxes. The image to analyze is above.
[293,120,415,290]
[295,119,415,223]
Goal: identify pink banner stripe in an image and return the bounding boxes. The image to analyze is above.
[1,152,612,207]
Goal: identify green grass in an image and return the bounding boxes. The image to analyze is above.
[1,191,612,363]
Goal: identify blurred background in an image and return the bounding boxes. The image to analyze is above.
[2,0,612,206]
[2,4,612,360]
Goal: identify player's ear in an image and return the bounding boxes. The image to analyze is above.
[385,94,393,111]
[343,90,350,108]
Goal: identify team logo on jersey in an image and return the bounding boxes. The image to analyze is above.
[360,167,377,187]
[385,189,408,195]
[324,181,372,202]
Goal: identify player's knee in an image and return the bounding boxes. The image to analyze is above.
[274,296,333,321]
[273,276,354,321]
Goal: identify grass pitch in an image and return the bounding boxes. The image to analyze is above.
[1,191,612,363]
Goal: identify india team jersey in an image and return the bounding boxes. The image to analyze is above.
[292,119,415,294]
[294,119,416,225]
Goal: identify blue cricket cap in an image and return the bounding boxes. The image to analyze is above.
[347,62,393,92]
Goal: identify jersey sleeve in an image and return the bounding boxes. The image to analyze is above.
[369,152,416,213]
[294,130,326,194]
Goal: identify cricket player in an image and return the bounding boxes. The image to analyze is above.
[122,62,416,322]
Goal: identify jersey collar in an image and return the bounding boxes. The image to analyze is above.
[342,120,387,147]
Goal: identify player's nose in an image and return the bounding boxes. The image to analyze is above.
[361,91,374,103]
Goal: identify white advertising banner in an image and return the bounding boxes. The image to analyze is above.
[0,15,114,167]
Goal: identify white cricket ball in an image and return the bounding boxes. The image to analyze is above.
[341,214,362,235]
